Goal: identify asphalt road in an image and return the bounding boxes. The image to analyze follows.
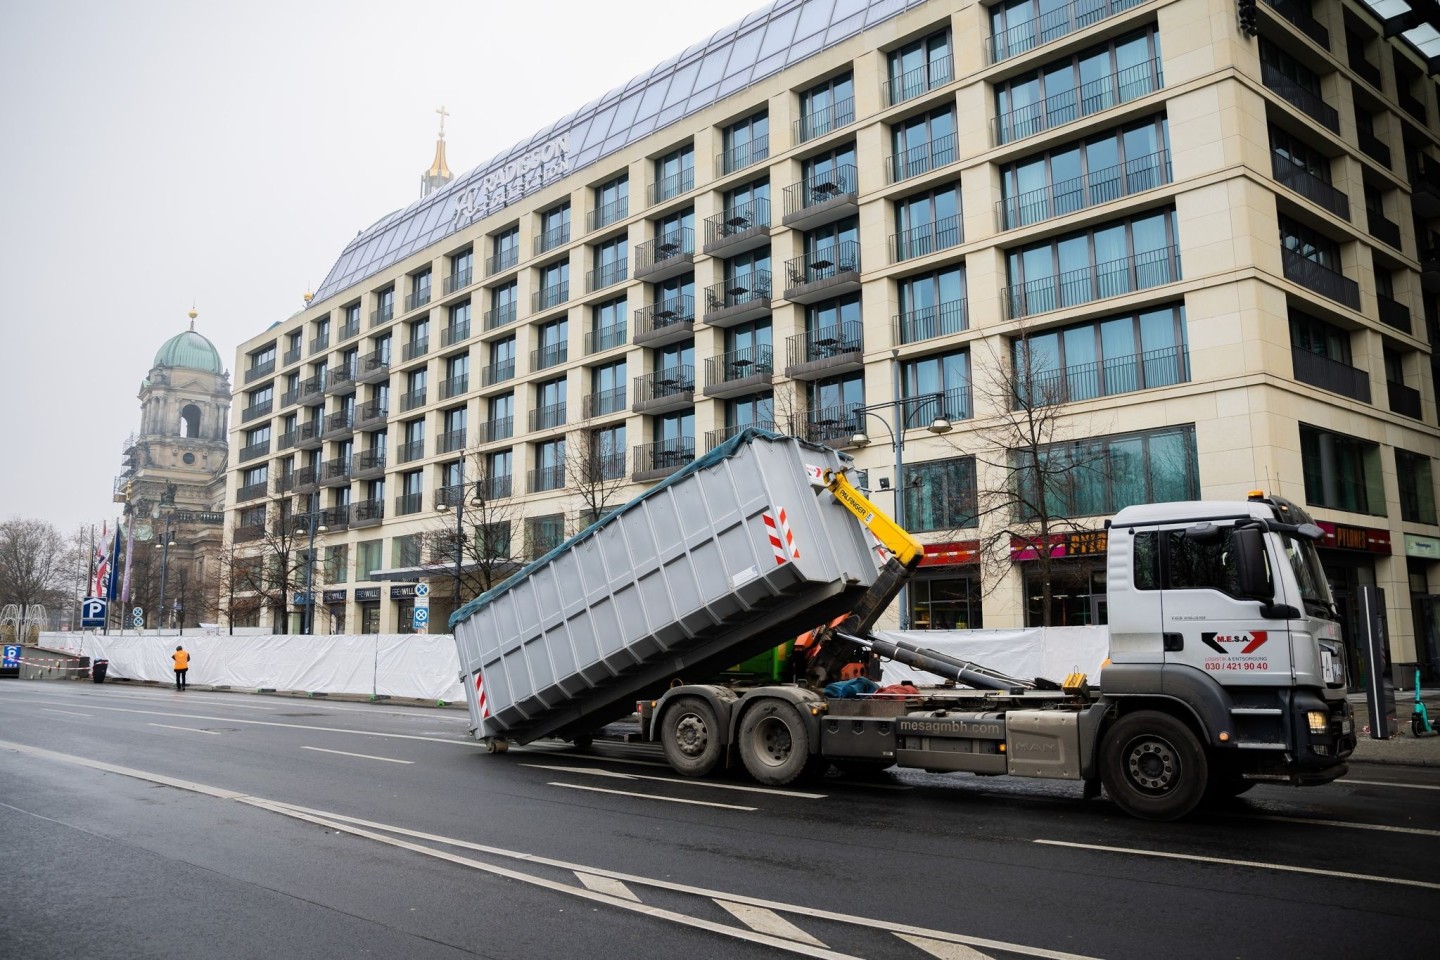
[1,680,1435,960]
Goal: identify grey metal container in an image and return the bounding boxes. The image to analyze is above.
[451,431,882,744]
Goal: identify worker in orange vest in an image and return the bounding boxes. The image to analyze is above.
[172,645,190,691]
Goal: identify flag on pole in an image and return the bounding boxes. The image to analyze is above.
[90,523,109,598]
[106,526,121,601]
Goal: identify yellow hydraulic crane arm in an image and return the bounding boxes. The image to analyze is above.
[822,468,925,567]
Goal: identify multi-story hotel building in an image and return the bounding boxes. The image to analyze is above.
[228,0,1440,680]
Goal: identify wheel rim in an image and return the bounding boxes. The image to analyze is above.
[751,715,793,768]
[674,712,710,759]
[1125,736,1179,792]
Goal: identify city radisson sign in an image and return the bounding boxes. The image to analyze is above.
[451,133,572,229]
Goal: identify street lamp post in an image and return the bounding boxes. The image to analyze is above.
[302,492,328,635]
[156,514,175,632]
[849,386,952,630]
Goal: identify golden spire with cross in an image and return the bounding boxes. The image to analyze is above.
[423,105,453,197]
[436,104,449,139]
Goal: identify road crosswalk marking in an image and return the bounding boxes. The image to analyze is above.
[717,901,827,946]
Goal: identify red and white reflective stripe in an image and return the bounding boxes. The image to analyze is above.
[13,657,90,671]
[474,673,491,719]
[761,509,800,565]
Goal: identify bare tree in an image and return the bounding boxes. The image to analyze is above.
[565,423,631,534]
[222,494,314,632]
[421,449,527,614]
[0,518,70,609]
[955,328,1113,627]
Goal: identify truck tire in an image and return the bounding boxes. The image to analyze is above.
[738,700,825,785]
[1100,710,1208,821]
[661,697,723,777]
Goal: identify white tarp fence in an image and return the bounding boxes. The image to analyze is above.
[876,627,1111,686]
[38,632,466,703]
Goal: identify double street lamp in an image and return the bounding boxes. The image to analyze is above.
[849,388,953,630]
[154,511,176,632]
[301,492,328,635]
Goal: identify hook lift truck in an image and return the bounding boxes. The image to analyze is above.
[452,431,1355,820]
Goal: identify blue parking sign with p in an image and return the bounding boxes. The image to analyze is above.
[3,645,19,667]
[81,598,107,628]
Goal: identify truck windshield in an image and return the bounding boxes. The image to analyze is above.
[1280,533,1334,617]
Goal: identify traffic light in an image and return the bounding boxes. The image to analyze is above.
[1238,0,1258,37]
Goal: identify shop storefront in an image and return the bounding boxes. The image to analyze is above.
[354,587,381,634]
[909,541,983,629]
[1404,534,1440,681]
[322,589,347,635]
[1315,521,1390,690]
[391,583,417,635]
[1012,530,1109,626]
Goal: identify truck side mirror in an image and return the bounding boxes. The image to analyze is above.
[1232,526,1271,601]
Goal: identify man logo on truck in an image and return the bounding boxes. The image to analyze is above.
[1201,631,1268,654]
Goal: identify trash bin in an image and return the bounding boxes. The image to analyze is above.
[92,659,108,683]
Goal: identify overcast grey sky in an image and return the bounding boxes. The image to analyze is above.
[0,0,768,536]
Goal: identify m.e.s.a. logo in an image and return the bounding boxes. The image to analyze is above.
[1201,631,1268,654]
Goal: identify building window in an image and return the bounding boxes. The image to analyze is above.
[591,234,628,291]
[590,359,627,416]
[886,29,953,105]
[538,203,571,254]
[903,456,977,532]
[994,28,1163,144]
[488,281,518,329]
[375,287,395,325]
[892,184,961,261]
[491,225,520,274]
[592,174,629,230]
[909,574,982,630]
[1005,208,1179,317]
[449,247,474,292]
[797,73,854,142]
[889,107,956,183]
[409,269,432,311]
[589,424,627,481]
[1014,303,1189,405]
[807,372,864,444]
[533,439,566,492]
[526,514,566,558]
[537,260,569,309]
[535,317,568,370]
[1017,424,1199,520]
[590,297,627,353]
[392,533,423,568]
[533,377,567,431]
[1397,450,1437,525]
[721,112,769,174]
[725,393,775,433]
[324,544,348,584]
[651,144,694,204]
[1300,424,1384,516]
[896,266,967,344]
[355,540,382,580]
[902,349,971,424]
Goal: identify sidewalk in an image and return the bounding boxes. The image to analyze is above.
[1348,688,1440,766]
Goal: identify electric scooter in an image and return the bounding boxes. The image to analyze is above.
[1413,667,1436,737]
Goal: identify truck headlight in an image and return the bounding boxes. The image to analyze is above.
[1307,710,1328,735]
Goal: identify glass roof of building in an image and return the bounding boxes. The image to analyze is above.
[1357,0,1440,61]
[313,0,928,302]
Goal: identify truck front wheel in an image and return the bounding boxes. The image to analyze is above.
[738,700,825,785]
[1100,711,1208,821]
[660,697,722,777]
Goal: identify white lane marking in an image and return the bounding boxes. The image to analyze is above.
[300,746,414,765]
[148,723,221,735]
[1343,779,1440,792]
[1223,813,1440,838]
[576,872,640,901]
[900,935,996,960]
[522,762,827,799]
[717,901,827,946]
[548,782,758,811]
[1,738,1104,960]
[41,708,92,717]
[1035,839,1440,891]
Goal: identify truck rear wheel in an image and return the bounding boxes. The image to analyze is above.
[1100,711,1208,821]
[660,697,722,777]
[738,700,824,785]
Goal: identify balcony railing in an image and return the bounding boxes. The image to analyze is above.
[705,344,774,388]
[1377,294,1411,333]
[237,482,269,503]
[998,149,1171,229]
[1357,125,1391,167]
[989,0,1149,64]
[324,410,353,435]
[481,359,515,387]
[440,428,467,453]
[801,403,865,445]
[329,360,356,390]
[395,493,422,516]
[399,387,426,412]
[245,358,275,383]
[534,223,570,255]
[479,474,513,500]
[588,197,628,232]
[1280,248,1360,309]
[782,164,859,223]
[717,135,769,176]
[444,267,473,294]
[370,303,394,328]
[338,318,360,342]
[531,343,568,371]
[1005,245,1180,318]
[533,281,569,312]
[309,333,330,355]
[1260,0,1329,48]
[299,375,326,402]
[486,248,518,276]
[587,258,629,292]
[635,365,695,403]
[441,321,471,347]
[355,398,387,426]
[787,321,863,369]
[884,55,954,105]
[404,286,431,312]
[895,298,968,344]
[477,416,513,444]
[440,374,469,400]
[352,499,384,525]
[278,430,296,450]
[295,420,322,446]
[282,346,302,366]
[1389,380,1422,419]
[239,440,270,462]
[1018,345,1189,406]
[886,133,957,184]
[358,350,389,382]
[529,402,566,431]
[484,301,518,330]
[241,399,273,422]
[784,240,861,290]
[322,456,351,484]
[1260,61,1339,132]
[528,464,566,492]
[354,450,386,475]
[1291,347,1371,403]
[1271,151,1349,219]
[583,386,627,418]
[402,337,429,363]
[994,57,1162,144]
[890,215,962,263]
[648,167,695,205]
[585,323,627,354]
[794,98,855,145]
[633,437,695,477]
[397,439,425,463]
[1366,209,1401,249]
[705,421,778,448]
[705,272,773,317]
[634,296,695,340]
[635,229,694,277]
[704,198,771,250]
